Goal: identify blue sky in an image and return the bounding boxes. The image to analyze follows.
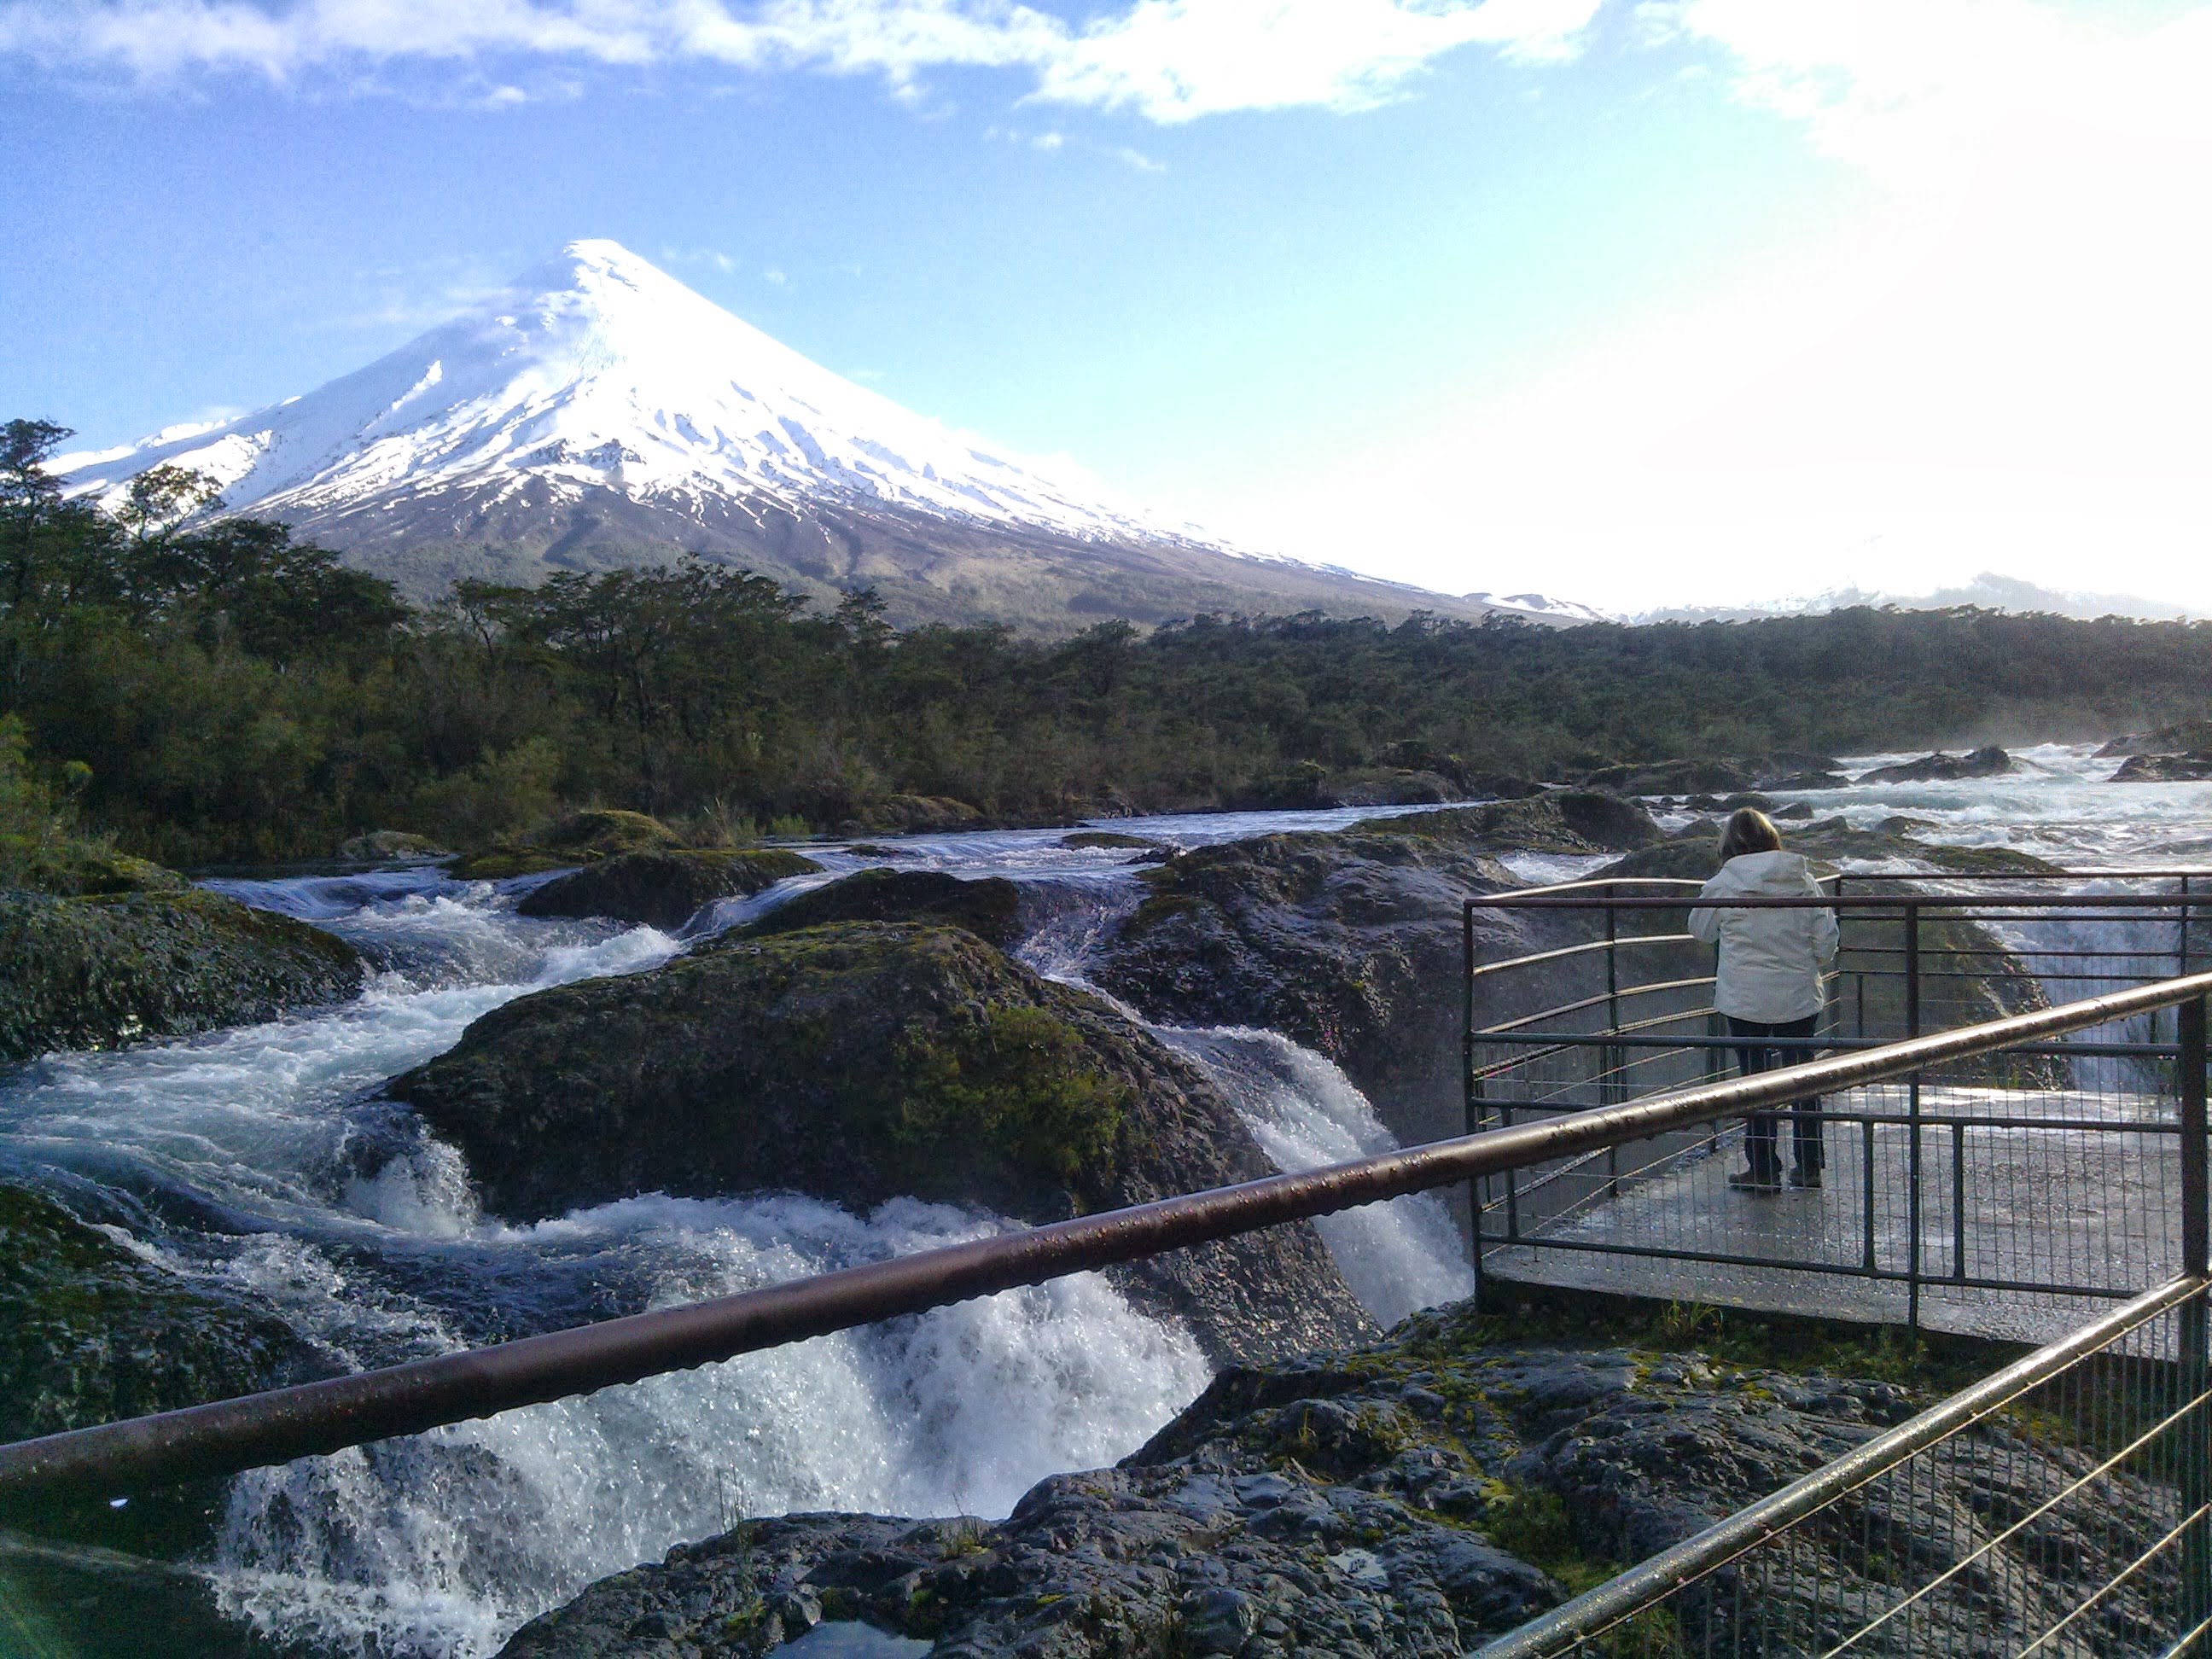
[4,1,2209,612]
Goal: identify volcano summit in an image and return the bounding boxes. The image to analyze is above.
[60,241,1515,631]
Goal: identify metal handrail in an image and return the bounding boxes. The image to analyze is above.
[1474,1274,2209,1659]
[7,970,2212,1508]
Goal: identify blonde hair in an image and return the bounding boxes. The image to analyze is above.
[1719,806,1783,861]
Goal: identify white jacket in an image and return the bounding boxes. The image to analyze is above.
[1688,851,1840,1024]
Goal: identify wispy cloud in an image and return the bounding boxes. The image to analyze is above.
[0,0,1603,119]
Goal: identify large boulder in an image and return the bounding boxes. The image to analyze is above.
[517,847,823,929]
[2097,720,2212,759]
[0,888,363,1063]
[1580,758,1754,796]
[451,808,688,880]
[2110,753,2212,783]
[504,1291,2061,1659]
[1857,746,2017,784]
[0,1185,335,1547]
[1090,828,1606,1152]
[737,867,1022,948]
[390,923,1373,1365]
[1353,791,1663,854]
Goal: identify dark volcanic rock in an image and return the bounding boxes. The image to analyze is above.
[452,808,688,880]
[1355,791,1663,854]
[0,1183,337,1568]
[2097,720,2212,759]
[1580,758,1755,796]
[1858,745,2017,784]
[517,847,823,929]
[0,888,363,1062]
[392,923,1372,1364]
[2110,752,2212,783]
[1090,826,1605,1151]
[505,1295,2086,1659]
[740,868,1023,948]
[0,1185,332,1448]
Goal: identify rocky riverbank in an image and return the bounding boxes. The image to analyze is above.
[498,1289,2047,1659]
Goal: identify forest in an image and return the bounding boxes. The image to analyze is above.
[5,416,2208,868]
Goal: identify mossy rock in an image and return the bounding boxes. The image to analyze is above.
[393,924,1128,1222]
[3,840,187,899]
[1354,791,1662,853]
[0,1186,330,1447]
[516,848,824,930]
[0,888,364,1063]
[337,829,451,862]
[861,795,986,833]
[452,809,686,880]
[0,1184,336,1565]
[740,867,1023,948]
[391,923,1374,1364]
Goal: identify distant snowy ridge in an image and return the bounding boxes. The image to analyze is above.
[1635,572,2190,626]
[58,239,1199,551]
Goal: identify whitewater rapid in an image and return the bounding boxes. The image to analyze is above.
[6,747,2209,1653]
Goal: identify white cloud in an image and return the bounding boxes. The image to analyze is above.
[0,0,1600,117]
[1202,0,2212,614]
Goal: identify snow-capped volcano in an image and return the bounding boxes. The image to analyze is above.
[60,241,1555,629]
[65,241,1172,545]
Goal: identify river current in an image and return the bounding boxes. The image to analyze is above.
[3,743,2208,1653]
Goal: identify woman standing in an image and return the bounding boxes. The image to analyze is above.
[1688,807,1841,1192]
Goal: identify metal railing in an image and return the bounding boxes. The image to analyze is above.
[7,969,2212,1514]
[1464,876,2212,1339]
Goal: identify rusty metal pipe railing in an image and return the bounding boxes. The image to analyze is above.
[8,969,2212,1509]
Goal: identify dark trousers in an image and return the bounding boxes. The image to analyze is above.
[1727,1014,1823,1180]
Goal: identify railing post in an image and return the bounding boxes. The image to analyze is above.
[1604,891,1621,1198]
[1464,900,1481,1307]
[2180,993,2209,1649]
[1906,900,1924,1333]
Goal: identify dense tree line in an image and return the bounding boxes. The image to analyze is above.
[4,416,2207,867]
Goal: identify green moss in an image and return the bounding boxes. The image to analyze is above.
[0,888,363,1062]
[452,807,685,880]
[896,1005,1129,1195]
[741,867,1022,947]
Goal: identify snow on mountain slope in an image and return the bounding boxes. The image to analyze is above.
[55,241,1603,630]
[59,240,1201,550]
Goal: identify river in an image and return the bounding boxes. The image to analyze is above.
[3,743,2209,1653]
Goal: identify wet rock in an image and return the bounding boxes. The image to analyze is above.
[2097,720,2212,759]
[453,808,688,879]
[864,795,986,833]
[337,829,451,861]
[2110,752,2212,782]
[0,887,363,1062]
[1355,791,1664,854]
[1580,759,1755,797]
[739,868,1022,949]
[392,922,1372,1365]
[517,847,823,929]
[1771,801,1814,820]
[1061,831,1164,852]
[1857,746,2017,784]
[1228,761,1460,811]
[0,1184,337,1559]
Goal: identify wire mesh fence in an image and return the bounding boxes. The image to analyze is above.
[1478,1276,2212,1659]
